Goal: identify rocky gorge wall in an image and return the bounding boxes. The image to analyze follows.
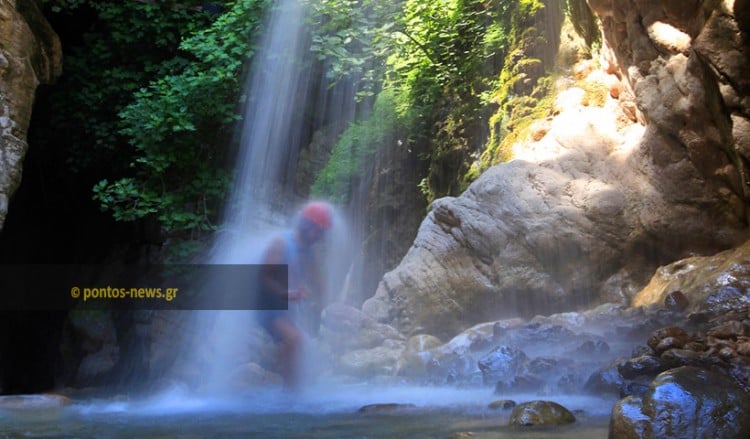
[362,0,750,339]
[0,0,61,230]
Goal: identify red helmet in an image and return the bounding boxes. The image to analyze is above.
[300,201,333,230]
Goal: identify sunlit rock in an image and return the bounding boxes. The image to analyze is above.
[363,0,750,343]
[509,400,576,426]
[647,22,691,53]
[633,239,750,318]
[609,366,750,438]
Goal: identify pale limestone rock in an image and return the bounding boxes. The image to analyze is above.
[362,0,750,339]
[647,21,692,53]
[337,341,404,377]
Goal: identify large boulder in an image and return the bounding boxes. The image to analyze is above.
[362,1,750,339]
[0,0,61,229]
[609,366,750,438]
[509,400,576,427]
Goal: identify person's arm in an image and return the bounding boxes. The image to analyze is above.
[260,237,305,301]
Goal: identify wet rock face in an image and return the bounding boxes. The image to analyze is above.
[0,0,61,229]
[478,346,529,386]
[609,366,750,439]
[584,307,750,401]
[633,239,750,317]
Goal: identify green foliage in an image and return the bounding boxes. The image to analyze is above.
[43,0,88,13]
[92,0,269,236]
[311,0,513,203]
[388,0,510,200]
[39,0,587,255]
[304,0,400,99]
[465,0,562,181]
[38,0,216,173]
[311,88,405,203]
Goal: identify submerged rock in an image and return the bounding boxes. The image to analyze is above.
[509,400,576,426]
[609,366,750,438]
[357,403,416,414]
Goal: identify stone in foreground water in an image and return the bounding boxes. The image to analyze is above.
[509,400,576,426]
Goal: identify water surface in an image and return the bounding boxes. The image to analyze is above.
[1,385,614,438]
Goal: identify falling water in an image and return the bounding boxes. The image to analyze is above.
[171,0,362,394]
[218,0,310,234]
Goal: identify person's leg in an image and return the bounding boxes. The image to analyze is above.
[272,317,302,391]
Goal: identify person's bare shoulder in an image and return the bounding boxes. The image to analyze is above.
[262,236,287,264]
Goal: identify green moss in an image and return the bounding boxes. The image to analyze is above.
[580,79,609,107]
[466,71,555,184]
[513,58,543,75]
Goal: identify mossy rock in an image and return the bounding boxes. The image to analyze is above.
[509,400,576,426]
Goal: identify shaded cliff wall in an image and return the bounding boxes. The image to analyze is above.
[0,0,61,230]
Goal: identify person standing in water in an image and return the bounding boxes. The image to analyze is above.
[257,201,333,390]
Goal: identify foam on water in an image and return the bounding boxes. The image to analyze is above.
[66,384,617,418]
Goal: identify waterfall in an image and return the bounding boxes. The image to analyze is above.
[217,0,311,237]
[171,0,362,394]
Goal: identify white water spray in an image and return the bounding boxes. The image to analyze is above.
[171,0,360,394]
